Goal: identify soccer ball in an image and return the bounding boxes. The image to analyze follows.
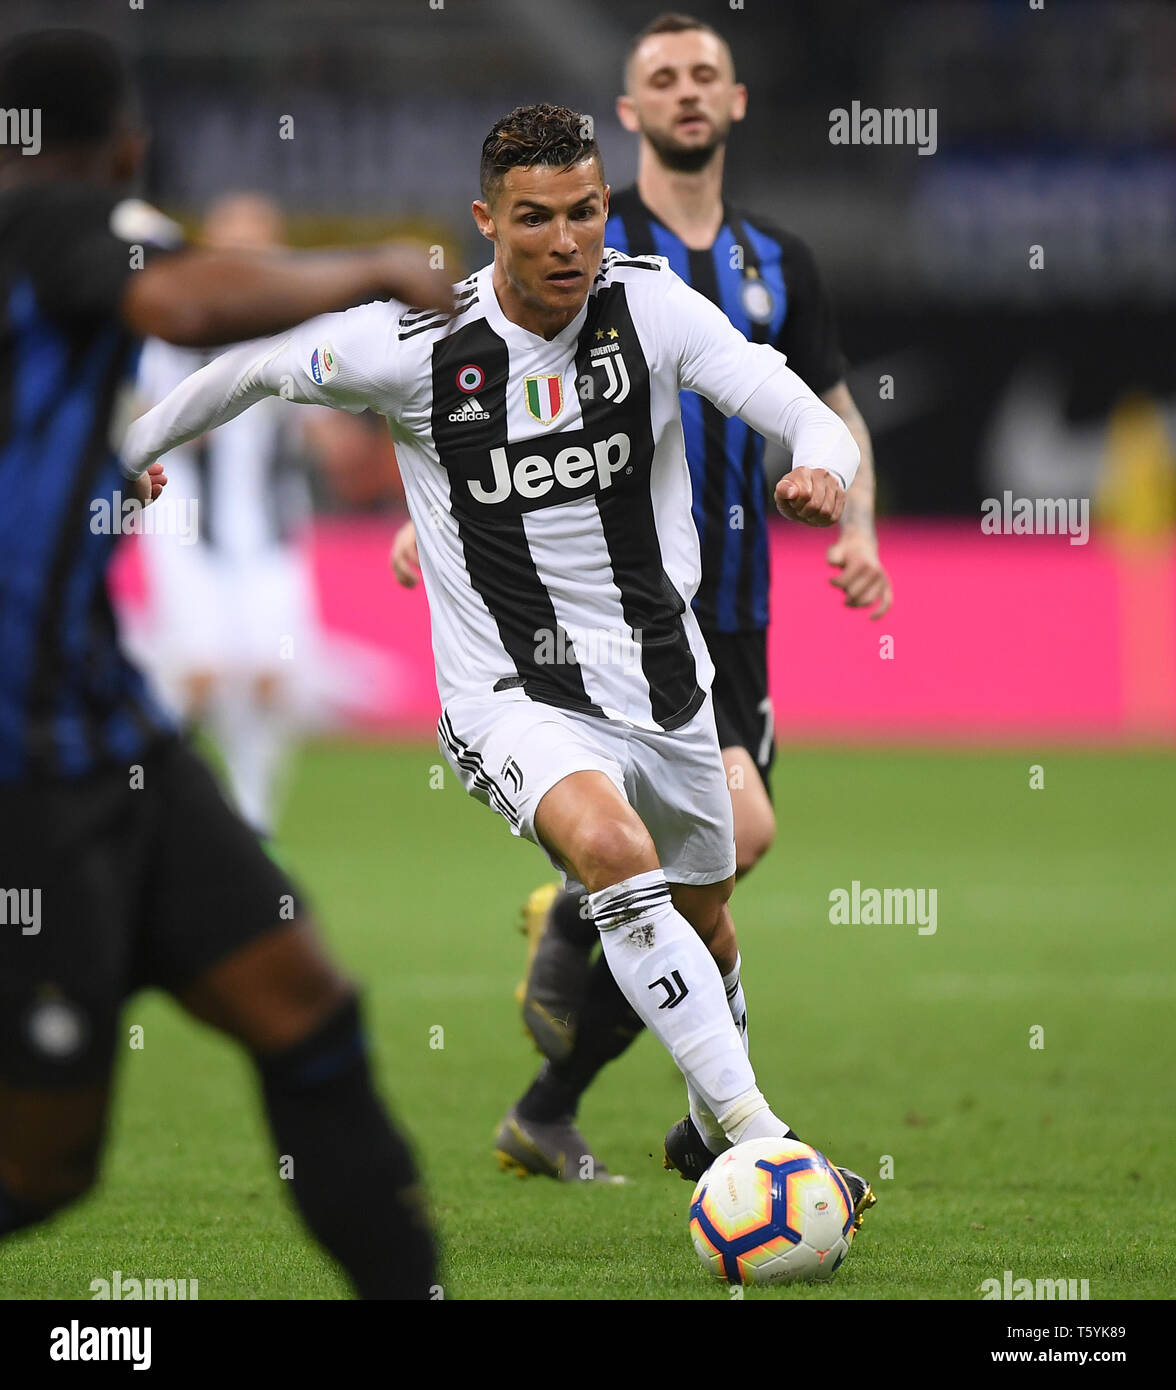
[689,1137,856,1286]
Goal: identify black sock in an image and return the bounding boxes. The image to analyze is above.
[257,994,436,1299]
[517,952,644,1123]
[546,885,597,951]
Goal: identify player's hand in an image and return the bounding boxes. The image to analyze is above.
[380,243,454,317]
[826,533,893,619]
[774,467,844,527]
[390,519,421,588]
[128,462,168,507]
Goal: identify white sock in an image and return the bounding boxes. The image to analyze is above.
[688,1087,729,1154]
[688,954,750,1154]
[689,956,756,1150]
[590,870,787,1145]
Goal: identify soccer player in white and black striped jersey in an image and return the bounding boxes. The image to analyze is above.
[123,105,873,1219]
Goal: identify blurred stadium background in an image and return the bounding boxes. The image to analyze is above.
[9,0,1170,744]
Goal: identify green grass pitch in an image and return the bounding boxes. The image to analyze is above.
[3,743,1172,1300]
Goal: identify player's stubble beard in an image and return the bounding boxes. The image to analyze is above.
[642,116,730,174]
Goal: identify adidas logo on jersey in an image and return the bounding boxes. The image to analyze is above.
[468,432,631,506]
[448,396,491,423]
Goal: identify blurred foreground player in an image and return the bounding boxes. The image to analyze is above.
[0,29,451,1297]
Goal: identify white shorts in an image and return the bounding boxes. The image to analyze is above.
[438,690,736,890]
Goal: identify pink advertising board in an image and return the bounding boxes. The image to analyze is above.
[110,520,1176,742]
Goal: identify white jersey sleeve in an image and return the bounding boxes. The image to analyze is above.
[121,299,406,477]
[659,267,787,416]
[655,268,858,491]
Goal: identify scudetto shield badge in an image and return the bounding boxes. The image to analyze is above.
[524,374,564,424]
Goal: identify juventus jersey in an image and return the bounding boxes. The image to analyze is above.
[124,252,858,732]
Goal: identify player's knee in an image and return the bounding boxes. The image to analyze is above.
[255,989,367,1095]
[735,815,775,878]
[276,926,355,1021]
[733,822,772,878]
[182,917,355,1053]
[572,817,658,893]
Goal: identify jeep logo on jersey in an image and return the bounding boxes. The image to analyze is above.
[458,431,633,512]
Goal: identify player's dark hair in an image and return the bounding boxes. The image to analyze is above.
[0,29,132,151]
[480,103,603,202]
[624,12,732,86]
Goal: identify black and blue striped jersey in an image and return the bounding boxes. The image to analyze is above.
[0,182,174,782]
[606,187,847,634]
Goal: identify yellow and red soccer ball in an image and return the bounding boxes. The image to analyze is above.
[689,1137,856,1285]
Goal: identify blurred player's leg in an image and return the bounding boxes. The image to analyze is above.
[0,1085,110,1233]
[207,674,292,838]
[206,546,320,838]
[179,920,434,1298]
[0,741,436,1296]
[148,742,434,1299]
[0,770,133,1236]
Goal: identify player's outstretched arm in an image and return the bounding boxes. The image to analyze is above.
[122,338,295,477]
[121,242,452,348]
[121,302,399,479]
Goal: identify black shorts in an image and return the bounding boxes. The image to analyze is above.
[0,737,301,1088]
[705,627,775,797]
